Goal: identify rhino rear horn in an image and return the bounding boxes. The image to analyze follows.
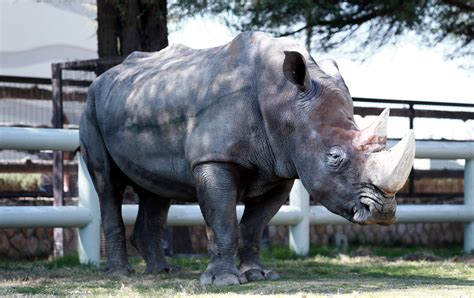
[353,108,389,152]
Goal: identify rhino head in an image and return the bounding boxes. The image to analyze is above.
[281,51,415,225]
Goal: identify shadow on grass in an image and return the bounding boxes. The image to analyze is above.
[273,259,472,294]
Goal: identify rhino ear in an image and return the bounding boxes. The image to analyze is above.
[317,58,348,89]
[283,51,311,91]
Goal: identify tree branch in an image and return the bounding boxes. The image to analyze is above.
[278,6,396,37]
[440,0,474,11]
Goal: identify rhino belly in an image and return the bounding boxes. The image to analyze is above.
[103,131,197,201]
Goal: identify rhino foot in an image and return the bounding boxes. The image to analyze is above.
[240,262,280,282]
[200,268,247,287]
[103,263,134,277]
[241,268,280,282]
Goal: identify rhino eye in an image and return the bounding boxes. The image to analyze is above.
[326,146,346,170]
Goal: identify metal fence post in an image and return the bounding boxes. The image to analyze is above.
[464,159,474,253]
[289,179,310,256]
[51,64,64,258]
[77,154,101,266]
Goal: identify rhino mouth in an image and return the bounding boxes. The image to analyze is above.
[350,184,396,225]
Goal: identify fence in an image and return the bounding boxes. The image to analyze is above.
[3,73,473,199]
[0,127,473,265]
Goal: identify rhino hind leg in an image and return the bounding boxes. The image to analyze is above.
[193,163,247,286]
[80,118,131,276]
[238,181,294,282]
[130,188,172,274]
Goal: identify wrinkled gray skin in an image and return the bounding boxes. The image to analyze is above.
[80,32,395,286]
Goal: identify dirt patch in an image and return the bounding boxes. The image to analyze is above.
[402,252,442,262]
[451,254,474,264]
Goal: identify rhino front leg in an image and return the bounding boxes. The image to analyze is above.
[193,163,247,286]
[130,188,171,274]
[239,181,294,282]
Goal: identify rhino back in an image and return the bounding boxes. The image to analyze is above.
[89,33,277,198]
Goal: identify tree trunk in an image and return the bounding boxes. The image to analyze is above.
[97,0,169,58]
[120,0,143,56]
[97,0,120,58]
[305,12,312,53]
[139,0,169,51]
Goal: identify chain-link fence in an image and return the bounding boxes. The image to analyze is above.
[0,76,53,163]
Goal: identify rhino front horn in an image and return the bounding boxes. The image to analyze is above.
[364,130,416,195]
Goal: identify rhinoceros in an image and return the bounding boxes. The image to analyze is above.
[80,31,415,286]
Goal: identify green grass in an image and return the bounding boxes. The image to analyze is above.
[0,246,472,297]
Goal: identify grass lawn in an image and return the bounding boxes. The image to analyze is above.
[0,246,472,297]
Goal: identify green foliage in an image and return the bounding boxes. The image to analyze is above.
[0,173,41,192]
[44,254,81,270]
[260,244,464,260]
[170,0,473,62]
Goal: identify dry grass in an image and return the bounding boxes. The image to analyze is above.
[0,246,473,297]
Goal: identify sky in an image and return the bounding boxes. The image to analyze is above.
[0,0,473,151]
[0,0,97,77]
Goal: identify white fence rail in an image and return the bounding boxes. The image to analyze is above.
[1,127,473,265]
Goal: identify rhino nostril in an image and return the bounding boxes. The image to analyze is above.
[360,197,375,212]
[352,203,371,224]
[360,201,370,211]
